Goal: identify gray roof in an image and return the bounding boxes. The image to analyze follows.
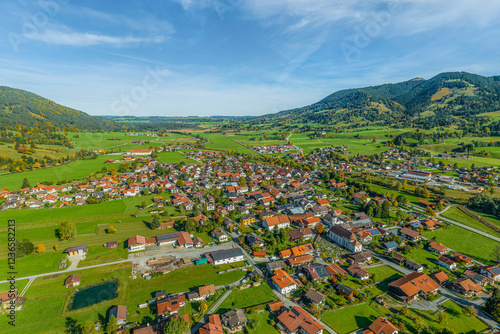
[211,248,244,262]
[221,309,247,328]
[157,232,178,242]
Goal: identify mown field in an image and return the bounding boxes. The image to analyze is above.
[0,155,109,190]
[423,225,498,264]
[217,284,276,313]
[199,133,254,154]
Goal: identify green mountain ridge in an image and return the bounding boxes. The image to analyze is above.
[0,86,119,131]
[262,72,500,129]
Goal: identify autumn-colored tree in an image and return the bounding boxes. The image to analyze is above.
[198,301,208,313]
[35,243,46,254]
[314,223,324,234]
[54,244,59,251]
[108,225,117,234]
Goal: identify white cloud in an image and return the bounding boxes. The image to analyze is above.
[28,30,165,47]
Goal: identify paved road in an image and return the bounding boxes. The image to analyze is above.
[191,289,233,334]
[0,243,235,285]
[436,205,500,242]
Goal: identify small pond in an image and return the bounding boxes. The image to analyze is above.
[69,280,118,310]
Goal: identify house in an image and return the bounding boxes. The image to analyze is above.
[302,263,330,281]
[479,265,500,281]
[347,251,372,265]
[347,264,370,280]
[325,264,348,280]
[451,278,483,297]
[263,215,291,231]
[428,242,449,255]
[430,271,449,285]
[388,272,439,302]
[198,284,216,299]
[208,248,245,265]
[305,288,326,307]
[246,233,265,248]
[438,256,457,271]
[288,228,313,242]
[64,274,80,288]
[128,235,146,251]
[221,309,247,332]
[405,260,423,273]
[334,283,354,299]
[157,295,186,316]
[271,269,298,294]
[280,243,314,259]
[109,305,127,326]
[383,241,399,252]
[266,260,286,273]
[211,228,229,242]
[328,225,362,253]
[463,270,492,286]
[277,306,324,334]
[392,252,406,265]
[453,253,474,267]
[154,290,166,300]
[199,314,224,334]
[240,214,256,225]
[64,244,88,256]
[399,227,421,242]
[363,317,399,334]
[267,301,285,314]
[287,254,314,267]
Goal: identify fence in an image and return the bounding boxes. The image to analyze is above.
[458,206,500,233]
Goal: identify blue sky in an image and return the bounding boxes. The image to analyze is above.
[1,0,500,117]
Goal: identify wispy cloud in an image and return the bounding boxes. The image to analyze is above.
[28,29,165,47]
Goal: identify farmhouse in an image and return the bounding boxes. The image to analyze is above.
[128,235,146,251]
[199,314,224,334]
[388,272,439,302]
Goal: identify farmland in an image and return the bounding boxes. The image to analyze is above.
[0,155,110,190]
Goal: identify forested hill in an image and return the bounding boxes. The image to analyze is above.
[0,86,119,131]
[258,72,500,129]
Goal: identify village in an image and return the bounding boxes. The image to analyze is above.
[1,142,499,334]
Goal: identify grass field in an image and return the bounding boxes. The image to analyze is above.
[156,151,199,164]
[320,303,383,334]
[441,206,500,238]
[366,265,403,283]
[217,284,277,313]
[423,225,498,264]
[0,155,109,190]
[199,133,254,154]
[246,310,279,334]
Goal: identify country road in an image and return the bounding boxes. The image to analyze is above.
[436,205,500,242]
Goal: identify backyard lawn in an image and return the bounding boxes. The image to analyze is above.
[320,303,383,334]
